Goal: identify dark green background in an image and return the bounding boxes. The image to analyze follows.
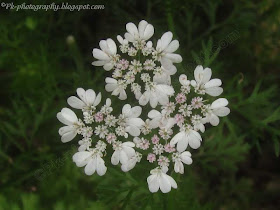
[0,0,280,209]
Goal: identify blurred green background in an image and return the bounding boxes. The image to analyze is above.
[0,0,280,209]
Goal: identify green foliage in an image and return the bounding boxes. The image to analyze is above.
[0,0,279,209]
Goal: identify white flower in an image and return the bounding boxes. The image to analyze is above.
[78,138,92,151]
[148,110,175,129]
[203,98,230,126]
[172,151,193,174]
[191,65,223,96]
[147,168,177,193]
[121,152,142,172]
[111,141,136,165]
[179,74,191,86]
[67,88,101,110]
[153,66,176,85]
[139,83,174,108]
[57,108,82,143]
[153,32,182,70]
[124,20,154,43]
[120,104,145,136]
[170,128,202,152]
[191,115,205,133]
[92,38,119,71]
[105,78,127,100]
[73,150,107,176]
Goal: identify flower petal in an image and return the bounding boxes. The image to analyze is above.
[67,96,86,109]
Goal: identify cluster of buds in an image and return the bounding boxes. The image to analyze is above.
[57,20,230,193]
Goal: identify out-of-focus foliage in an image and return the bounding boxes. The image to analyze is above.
[0,0,279,209]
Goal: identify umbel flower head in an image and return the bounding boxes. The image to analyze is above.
[92,20,181,107]
[57,20,230,194]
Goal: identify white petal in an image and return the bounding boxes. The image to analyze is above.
[122,142,135,147]
[156,84,174,96]
[106,38,117,55]
[124,33,134,42]
[61,131,77,143]
[67,96,85,109]
[103,62,114,71]
[148,110,161,119]
[85,158,96,175]
[85,89,96,105]
[119,89,127,100]
[166,174,177,189]
[202,67,212,84]
[130,106,142,118]
[117,35,124,44]
[188,131,202,149]
[73,151,91,167]
[59,125,74,136]
[92,60,106,66]
[206,87,223,96]
[96,156,107,176]
[105,83,118,92]
[77,88,86,102]
[174,161,184,174]
[99,40,110,53]
[159,175,171,193]
[165,53,182,63]
[126,22,138,37]
[213,107,230,117]
[170,132,184,146]
[139,91,150,106]
[127,118,145,127]
[122,104,132,116]
[120,150,129,165]
[181,152,193,165]
[177,138,188,152]
[93,93,102,106]
[143,24,154,40]
[194,65,204,82]
[125,125,141,137]
[164,40,179,53]
[92,49,110,60]
[123,146,136,159]
[160,32,173,51]
[61,108,78,123]
[209,114,220,126]
[204,79,222,88]
[138,20,148,38]
[211,98,229,109]
[150,92,158,108]
[147,175,160,193]
[111,151,120,165]
[179,74,188,86]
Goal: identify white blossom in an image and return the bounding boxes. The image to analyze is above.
[203,98,230,126]
[172,151,192,174]
[121,152,142,172]
[111,141,136,166]
[124,20,154,43]
[92,38,119,71]
[170,127,202,152]
[120,104,145,137]
[73,150,107,176]
[153,32,182,70]
[67,88,101,111]
[147,167,177,193]
[105,78,127,100]
[57,108,82,143]
[191,65,223,96]
[139,83,174,108]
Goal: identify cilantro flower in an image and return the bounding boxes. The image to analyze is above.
[147,167,177,193]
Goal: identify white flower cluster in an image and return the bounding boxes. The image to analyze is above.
[57,20,230,194]
[92,20,181,108]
